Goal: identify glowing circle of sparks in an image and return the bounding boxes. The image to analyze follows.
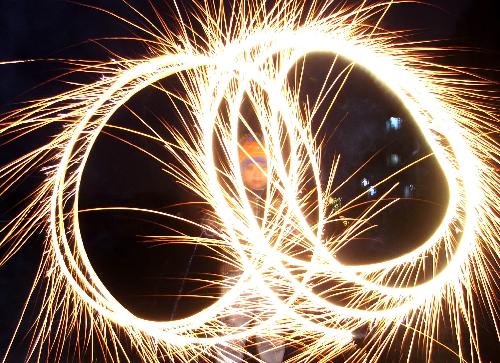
[0,1,498,362]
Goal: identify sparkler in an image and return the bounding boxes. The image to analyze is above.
[0,1,498,362]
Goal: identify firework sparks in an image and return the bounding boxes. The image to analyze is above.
[0,1,498,362]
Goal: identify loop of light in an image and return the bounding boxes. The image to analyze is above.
[0,1,497,362]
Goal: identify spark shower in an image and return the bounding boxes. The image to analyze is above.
[0,1,498,362]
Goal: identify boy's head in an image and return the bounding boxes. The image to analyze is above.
[238,135,267,191]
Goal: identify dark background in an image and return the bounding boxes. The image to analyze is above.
[0,0,498,362]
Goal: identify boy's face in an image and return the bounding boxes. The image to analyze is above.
[241,161,267,190]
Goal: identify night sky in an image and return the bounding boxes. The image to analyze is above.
[0,1,498,362]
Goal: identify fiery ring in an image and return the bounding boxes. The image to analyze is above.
[1,1,497,362]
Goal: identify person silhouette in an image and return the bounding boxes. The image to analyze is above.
[216,134,285,363]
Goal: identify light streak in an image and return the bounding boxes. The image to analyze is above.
[0,1,498,362]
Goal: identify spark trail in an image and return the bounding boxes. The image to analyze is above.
[0,1,498,362]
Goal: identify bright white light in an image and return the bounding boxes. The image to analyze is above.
[387,116,402,131]
[0,1,498,362]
